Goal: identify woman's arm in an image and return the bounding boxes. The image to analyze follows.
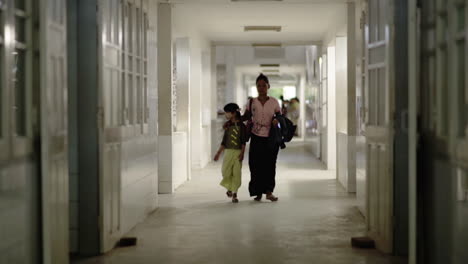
[239,144,246,161]
[242,98,254,122]
[272,111,281,126]
[241,110,252,122]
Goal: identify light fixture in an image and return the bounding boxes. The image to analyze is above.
[252,43,282,47]
[244,26,282,32]
[233,0,283,2]
[260,64,280,67]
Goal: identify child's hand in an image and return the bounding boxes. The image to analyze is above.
[238,153,244,162]
[272,119,279,126]
[214,153,221,161]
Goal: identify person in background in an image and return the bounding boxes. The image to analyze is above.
[287,97,300,136]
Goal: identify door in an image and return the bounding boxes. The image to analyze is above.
[98,0,151,251]
[419,0,468,263]
[364,0,394,253]
[356,2,368,217]
[98,0,123,251]
[40,0,69,263]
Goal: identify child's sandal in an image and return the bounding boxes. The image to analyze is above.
[232,194,239,203]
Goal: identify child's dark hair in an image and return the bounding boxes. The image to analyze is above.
[256,73,270,85]
[224,103,241,120]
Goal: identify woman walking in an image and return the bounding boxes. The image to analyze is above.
[244,74,281,202]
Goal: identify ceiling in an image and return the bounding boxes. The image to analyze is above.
[171,0,347,45]
[237,64,305,87]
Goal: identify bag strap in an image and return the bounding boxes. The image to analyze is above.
[248,98,254,120]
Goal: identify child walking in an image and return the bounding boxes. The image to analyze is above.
[214,103,247,203]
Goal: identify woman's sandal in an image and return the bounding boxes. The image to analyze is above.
[232,194,239,203]
[226,191,233,198]
[253,195,262,201]
[266,194,279,202]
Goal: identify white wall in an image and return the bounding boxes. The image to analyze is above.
[201,51,212,167]
[299,73,307,139]
[173,6,213,170]
[336,37,348,134]
[336,36,349,189]
[327,46,337,171]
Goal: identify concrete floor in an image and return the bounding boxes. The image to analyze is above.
[74,143,407,264]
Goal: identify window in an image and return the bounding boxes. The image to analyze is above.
[143,12,148,124]
[122,1,149,128]
[0,1,4,139]
[13,0,30,137]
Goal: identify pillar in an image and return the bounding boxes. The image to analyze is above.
[157,3,174,194]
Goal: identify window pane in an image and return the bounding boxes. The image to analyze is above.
[369,0,378,42]
[378,68,386,126]
[128,4,133,53]
[143,12,148,58]
[0,46,3,138]
[129,74,134,124]
[106,0,112,42]
[457,5,465,33]
[0,6,3,138]
[15,0,25,10]
[114,1,120,45]
[137,76,141,123]
[144,78,148,123]
[136,58,140,74]
[436,48,447,135]
[125,74,132,123]
[368,69,377,125]
[378,0,386,41]
[457,40,466,136]
[136,8,141,56]
[15,16,26,43]
[14,49,26,136]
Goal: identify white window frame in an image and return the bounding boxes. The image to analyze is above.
[122,0,149,134]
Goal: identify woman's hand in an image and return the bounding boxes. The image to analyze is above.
[272,119,279,126]
[223,121,230,130]
[214,152,221,161]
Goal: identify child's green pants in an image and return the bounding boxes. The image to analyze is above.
[220,149,242,193]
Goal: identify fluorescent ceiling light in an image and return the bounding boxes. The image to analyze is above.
[234,0,282,1]
[252,43,282,47]
[244,26,282,32]
[260,64,280,67]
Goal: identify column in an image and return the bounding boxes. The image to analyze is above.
[157,3,173,193]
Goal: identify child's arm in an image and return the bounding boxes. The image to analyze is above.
[214,145,225,161]
[214,129,228,161]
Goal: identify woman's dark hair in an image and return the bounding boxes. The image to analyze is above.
[256,73,270,85]
[224,103,241,119]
